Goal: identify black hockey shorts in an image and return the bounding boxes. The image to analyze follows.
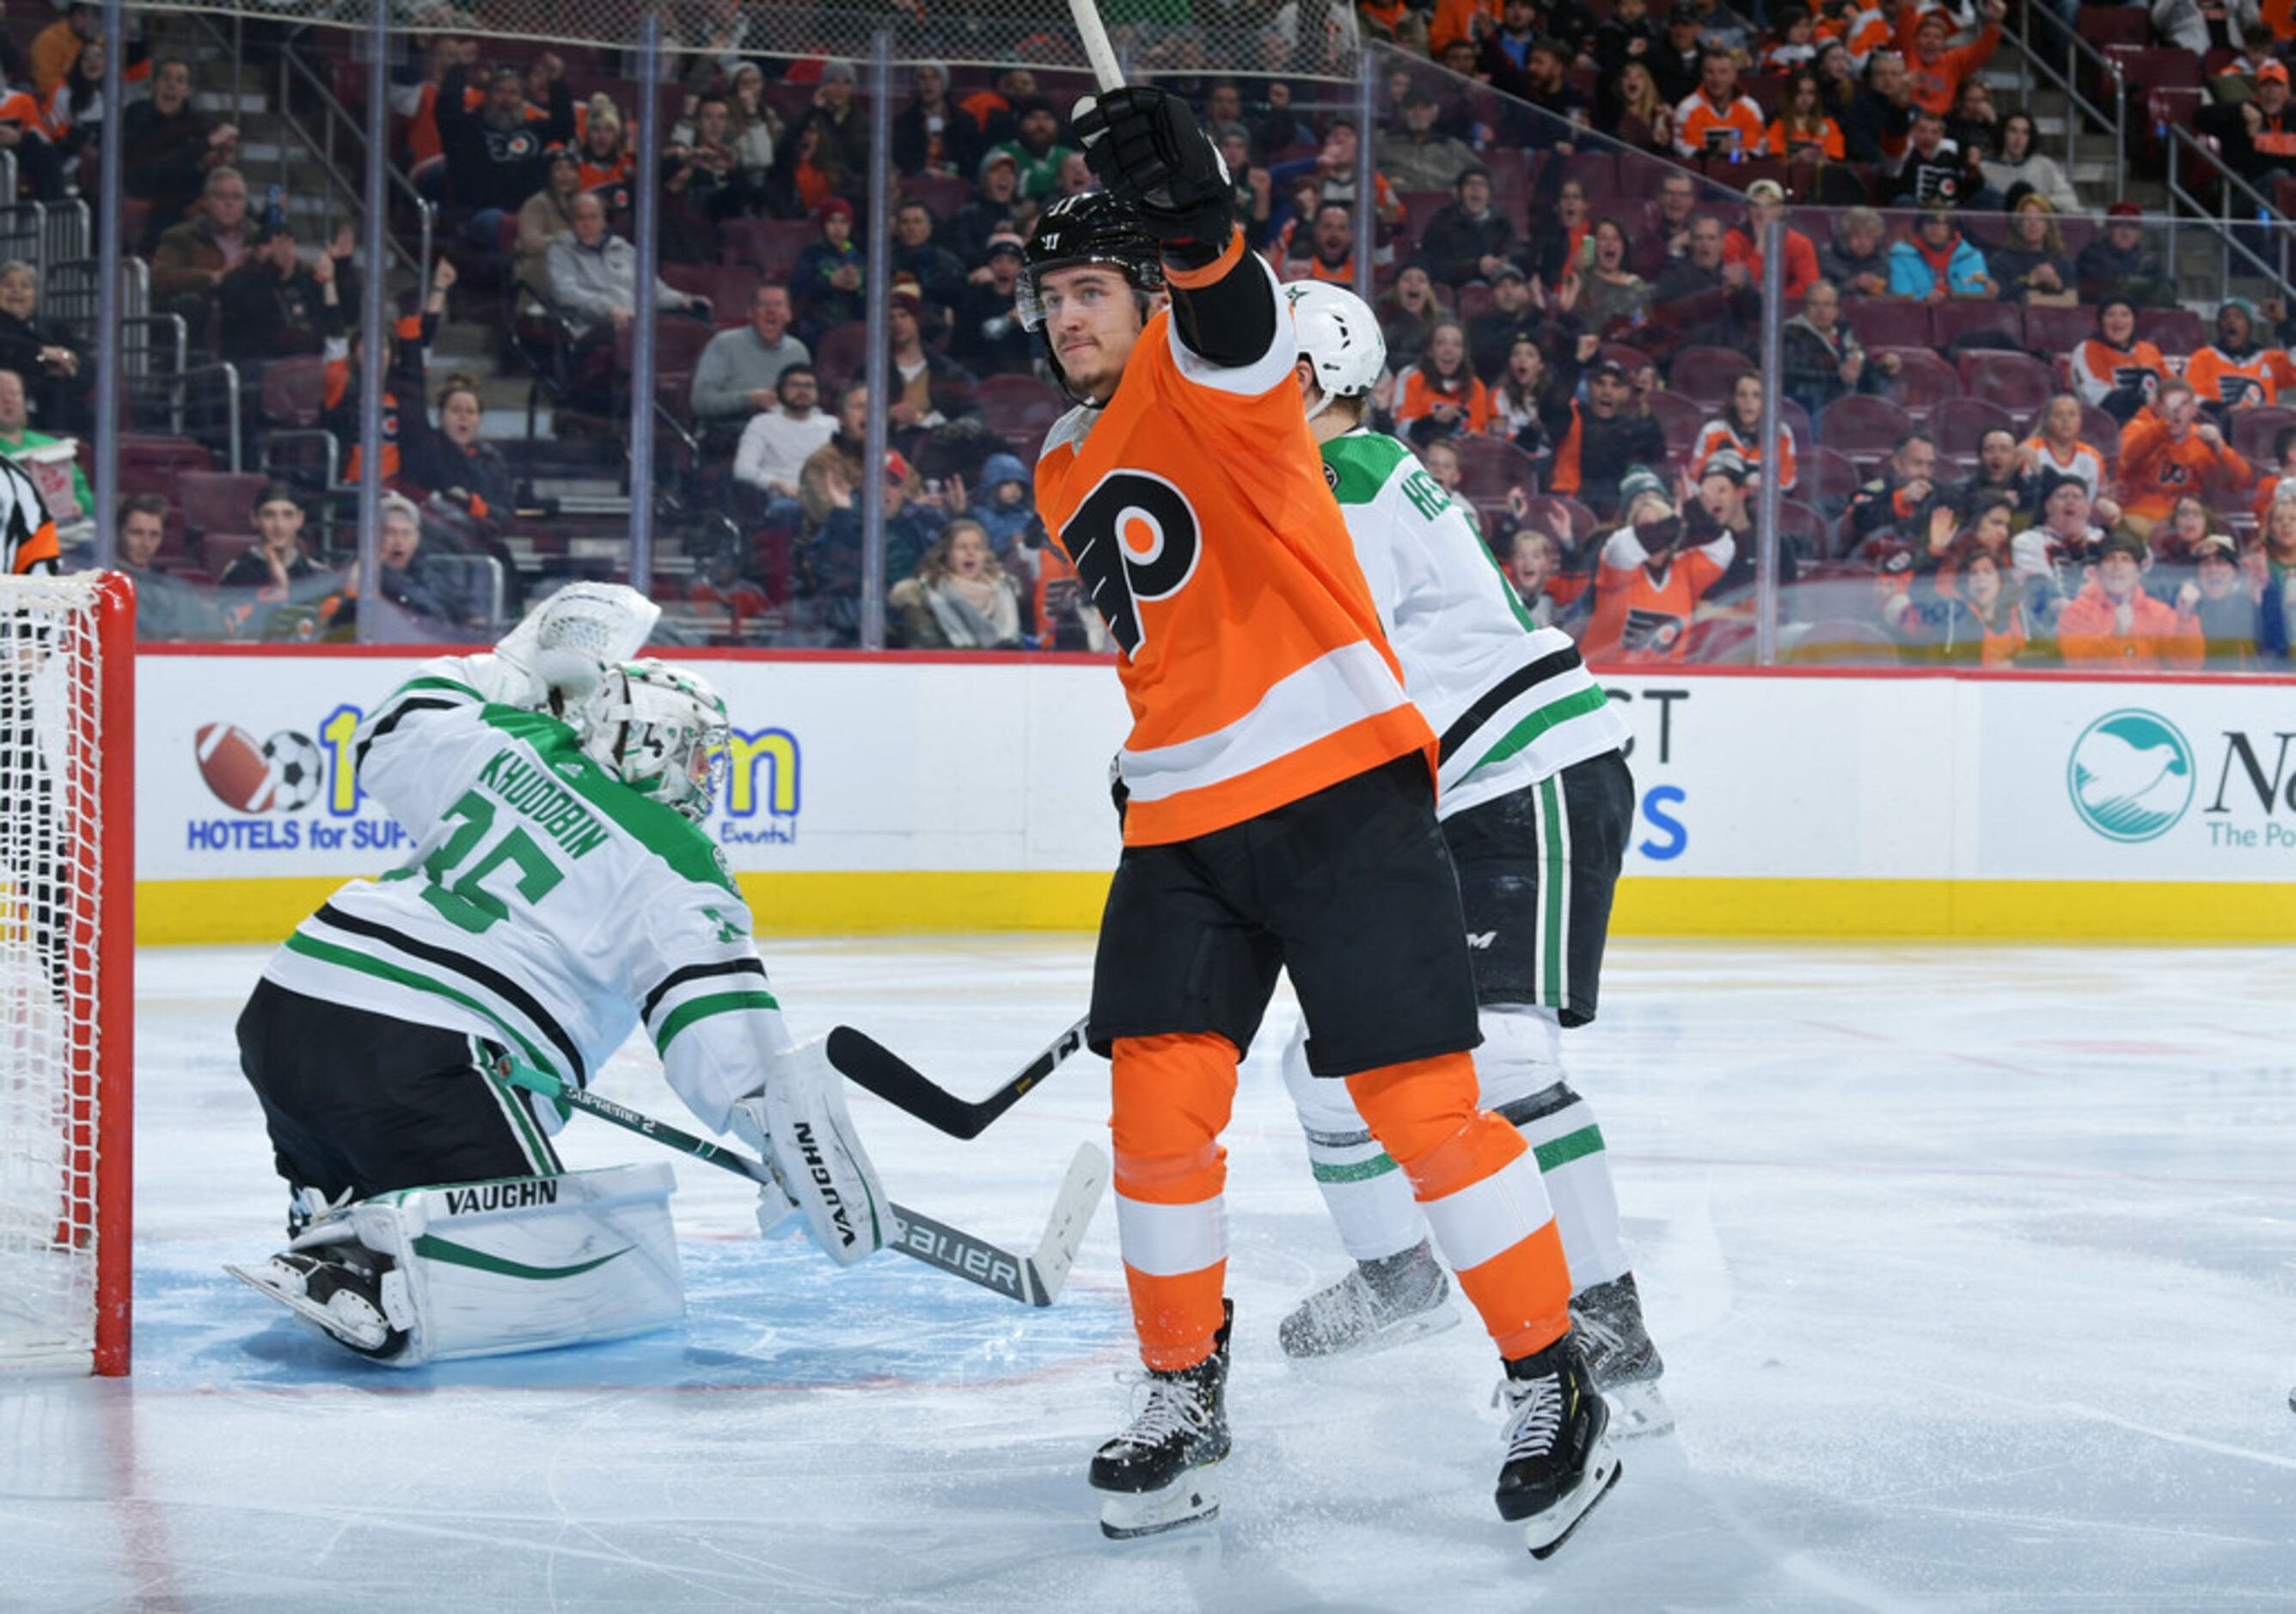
[1088,751,1481,1079]
[1442,748,1634,1028]
[237,979,562,1207]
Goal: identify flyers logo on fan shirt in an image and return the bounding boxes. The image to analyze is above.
[1034,272,1431,848]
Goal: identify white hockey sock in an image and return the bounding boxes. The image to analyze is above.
[1282,1024,1426,1264]
[1478,1006,1629,1295]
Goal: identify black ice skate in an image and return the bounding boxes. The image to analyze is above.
[1495,1330,1621,1559]
[1572,1272,1673,1438]
[226,1245,409,1360]
[1092,1302,1233,1539]
[1278,1238,1460,1360]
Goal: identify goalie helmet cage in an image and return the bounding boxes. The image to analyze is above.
[0,572,132,1377]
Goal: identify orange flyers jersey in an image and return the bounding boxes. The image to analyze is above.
[1691,417,1798,491]
[2184,345,2296,410]
[1581,526,1735,662]
[2022,435,2106,496]
[1844,7,1892,64]
[1763,116,1846,160]
[0,455,57,575]
[1034,270,1430,847]
[1673,90,1766,159]
[2071,337,2165,409]
[2116,413,2254,522]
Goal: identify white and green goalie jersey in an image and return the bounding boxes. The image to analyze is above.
[1320,428,1629,818]
[261,655,787,1138]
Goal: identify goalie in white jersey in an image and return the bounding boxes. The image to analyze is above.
[1278,284,1668,1432]
[230,586,887,1365]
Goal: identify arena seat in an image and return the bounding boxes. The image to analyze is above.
[1526,493,1597,542]
[719,218,817,283]
[1454,437,1543,505]
[1645,388,1709,457]
[2134,305,2208,356]
[1956,351,2054,413]
[1776,498,1830,559]
[901,174,973,223]
[1840,297,1930,352]
[614,317,715,378]
[176,469,267,535]
[812,320,868,386]
[2231,406,2296,465]
[1803,444,1860,510]
[1931,301,2024,350]
[1931,395,2015,458]
[2077,8,2152,46]
[1779,397,1815,457]
[119,435,213,496]
[260,355,327,430]
[2022,303,2096,358]
[661,264,759,327]
[1878,348,1962,417]
[1816,394,1912,469]
[1669,343,1754,407]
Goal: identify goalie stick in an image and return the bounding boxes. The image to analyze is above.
[825,1014,1092,1140]
[498,1062,1105,1308]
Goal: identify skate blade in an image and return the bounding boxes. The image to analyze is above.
[1522,1440,1622,1561]
[224,1262,391,1353]
[1098,1470,1222,1540]
[1603,1380,1675,1440]
[1282,1299,1462,1362]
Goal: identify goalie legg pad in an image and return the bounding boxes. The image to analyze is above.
[730,1037,889,1266]
[229,1164,684,1366]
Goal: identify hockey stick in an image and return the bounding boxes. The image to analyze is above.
[825,1013,1093,1140]
[1068,0,1126,90]
[498,1063,1106,1308]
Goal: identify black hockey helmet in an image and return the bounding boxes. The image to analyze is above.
[1015,191,1164,334]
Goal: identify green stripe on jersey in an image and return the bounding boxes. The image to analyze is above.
[1311,1152,1401,1184]
[1319,429,1413,506]
[652,988,781,1054]
[1538,774,1567,1007]
[1532,1124,1605,1173]
[1464,685,1613,780]
[481,707,738,896]
[282,930,560,1077]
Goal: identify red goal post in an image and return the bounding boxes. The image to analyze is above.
[0,570,132,1376]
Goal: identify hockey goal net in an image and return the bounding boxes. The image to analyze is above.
[0,572,132,1376]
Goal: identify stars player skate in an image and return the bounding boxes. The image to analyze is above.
[227,585,888,1366]
[1275,284,1670,1437]
[1029,88,1619,1555]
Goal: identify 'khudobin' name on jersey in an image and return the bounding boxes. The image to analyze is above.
[477,750,611,861]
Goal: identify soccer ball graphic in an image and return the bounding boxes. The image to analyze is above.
[260,731,324,812]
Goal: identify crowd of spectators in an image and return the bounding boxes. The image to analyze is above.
[47,0,2295,666]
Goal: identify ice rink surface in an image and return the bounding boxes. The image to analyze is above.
[7,935,2295,1611]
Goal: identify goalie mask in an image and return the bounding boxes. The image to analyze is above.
[1286,281,1386,421]
[1018,191,1165,403]
[579,660,730,822]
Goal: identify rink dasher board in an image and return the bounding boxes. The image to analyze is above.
[131,648,2296,944]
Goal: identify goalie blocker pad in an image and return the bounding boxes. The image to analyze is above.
[324,1163,683,1366]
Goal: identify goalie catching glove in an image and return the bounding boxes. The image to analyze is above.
[1070,86,1234,260]
[730,1037,890,1265]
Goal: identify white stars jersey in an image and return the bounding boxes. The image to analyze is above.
[260,655,788,1138]
[1319,428,1628,818]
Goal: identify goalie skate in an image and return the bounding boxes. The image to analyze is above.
[1093,1303,1232,1540]
[1278,1239,1460,1360]
[227,1250,411,1360]
[1496,1331,1621,1560]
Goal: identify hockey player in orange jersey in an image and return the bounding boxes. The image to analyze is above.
[1025,87,1619,1556]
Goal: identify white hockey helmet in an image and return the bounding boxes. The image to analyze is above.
[1286,281,1387,421]
[579,659,730,822]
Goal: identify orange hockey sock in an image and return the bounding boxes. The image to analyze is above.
[1348,1051,1572,1360]
[1110,1032,1239,1371]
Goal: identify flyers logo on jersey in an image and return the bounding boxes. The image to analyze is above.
[1057,469,1203,656]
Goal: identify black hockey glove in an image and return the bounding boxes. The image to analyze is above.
[1071,87,1235,258]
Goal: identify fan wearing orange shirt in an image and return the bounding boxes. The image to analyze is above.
[1393,319,1493,445]
[1897,0,2005,117]
[1031,87,1619,1555]
[2183,298,2296,413]
[2056,529,2204,669]
[2116,378,2256,534]
[1673,49,1768,159]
